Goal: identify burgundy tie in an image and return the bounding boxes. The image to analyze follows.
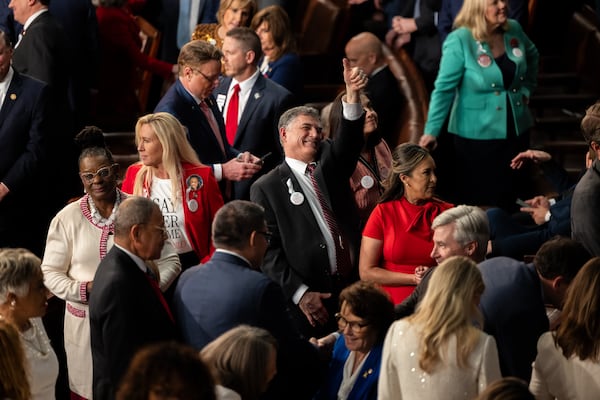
[144,271,174,323]
[225,84,240,145]
[306,163,351,277]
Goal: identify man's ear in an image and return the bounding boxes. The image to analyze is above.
[246,50,256,65]
[249,230,258,247]
[465,241,477,256]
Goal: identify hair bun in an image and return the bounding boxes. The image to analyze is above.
[74,126,107,151]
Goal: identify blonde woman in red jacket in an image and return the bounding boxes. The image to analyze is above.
[122,112,224,269]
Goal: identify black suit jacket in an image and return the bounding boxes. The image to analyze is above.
[250,116,364,336]
[0,70,57,254]
[214,74,295,200]
[155,78,238,165]
[89,246,178,400]
[366,66,405,145]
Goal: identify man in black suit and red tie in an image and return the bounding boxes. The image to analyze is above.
[89,196,178,400]
[250,59,368,337]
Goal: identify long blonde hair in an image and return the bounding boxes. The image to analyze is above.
[0,321,31,400]
[408,256,485,373]
[453,0,509,42]
[132,112,202,206]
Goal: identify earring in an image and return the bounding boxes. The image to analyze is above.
[10,299,16,308]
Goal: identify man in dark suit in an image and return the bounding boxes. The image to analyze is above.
[250,59,367,337]
[345,32,405,146]
[174,199,321,399]
[0,30,56,256]
[215,27,294,200]
[89,197,178,400]
[155,39,262,200]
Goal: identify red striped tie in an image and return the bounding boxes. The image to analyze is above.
[306,163,351,277]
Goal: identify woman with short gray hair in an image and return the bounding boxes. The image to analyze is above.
[0,248,58,400]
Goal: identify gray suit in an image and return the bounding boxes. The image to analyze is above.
[571,159,600,256]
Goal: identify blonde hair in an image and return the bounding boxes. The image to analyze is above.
[408,256,485,373]
[132,113,202,206]
[201,325,277,400]
[217,0,257,27]
[453,0,508,42]
[0,321,31,400]
[555,257,600,361]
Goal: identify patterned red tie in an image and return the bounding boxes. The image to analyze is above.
[200,101,226,156]
[306,163,351,277]
[225,83,240,145]
[144,270,174,323]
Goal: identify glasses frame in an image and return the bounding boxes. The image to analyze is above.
[79,163,118,183]
[146,224,168,238]
[256,230,273,244]
[193,67,220,84]
[335,312,369,333]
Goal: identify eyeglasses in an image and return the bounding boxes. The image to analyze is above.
[150,225,168,238]
[256,230,272,244]
[335,313,369,333]
[79,164,118,183]
[194,68,220,83]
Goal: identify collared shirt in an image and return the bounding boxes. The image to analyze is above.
[370,64,387,78]
[0,66,13,110]
[214,248,253,268]
[114,243,149,274]
[222,69,260,125]
[16,8,48,48]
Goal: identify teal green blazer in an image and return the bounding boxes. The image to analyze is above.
[425,20,539,140]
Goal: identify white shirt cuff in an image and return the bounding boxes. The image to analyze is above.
[212,164,223,181]
[292,284,309,305]
[548,198,556,206]
[341,101,363,121]
[544,210,552,222]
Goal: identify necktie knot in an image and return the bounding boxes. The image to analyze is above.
[306,162,317,175]
[232,83,240,94]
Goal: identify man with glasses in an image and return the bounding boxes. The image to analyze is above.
[173,200,321,399]
[155,39,262,201]
[214,27,294,200]
[89,196,178,400]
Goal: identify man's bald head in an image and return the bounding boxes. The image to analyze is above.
[345,32,385,76]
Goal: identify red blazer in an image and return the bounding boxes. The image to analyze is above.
[95,6,173,119]
[121,162,223,263]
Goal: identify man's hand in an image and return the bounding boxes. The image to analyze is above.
[520,203,550,225]
[510,150,551,169]
[392,16,417,34]
[299,291,332,327]
[342,58,368,103]
[419,134,437,151]
[222,156,261,181]
[526,195,550,209]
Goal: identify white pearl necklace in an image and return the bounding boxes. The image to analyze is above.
[20,319,52,360]
[88,190,121,227]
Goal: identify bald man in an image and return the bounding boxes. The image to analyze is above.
[345,32,405,145]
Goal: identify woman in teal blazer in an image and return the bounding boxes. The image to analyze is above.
[420,0,538,210]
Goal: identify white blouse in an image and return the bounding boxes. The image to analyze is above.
[21,317,59,400]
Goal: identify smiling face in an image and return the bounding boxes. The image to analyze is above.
[401,156,437,204]
[430,223,471,265]
[137,124,164,169]
[280,114,323,163]
[485,0,507,30]
[79,155,118,203]
[339,301,377,354]
[223,0,252,32]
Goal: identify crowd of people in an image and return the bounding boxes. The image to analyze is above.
[1,0,600,399]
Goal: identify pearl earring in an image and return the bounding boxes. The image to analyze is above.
[10,299,16,308]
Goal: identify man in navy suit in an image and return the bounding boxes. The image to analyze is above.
[250,60,367,337]
[173,200,321,399]
[0,30,56,256]
[215,27,294,200]
[155,39,262,200]
[89,197,178,400]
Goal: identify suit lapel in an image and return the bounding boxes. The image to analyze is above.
[0,70,22,122]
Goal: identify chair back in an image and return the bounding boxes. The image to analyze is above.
[135,16,161,112]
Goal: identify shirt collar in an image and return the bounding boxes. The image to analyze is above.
[114,243,149,274]
[215,249,253,268]
[231,69,260,94]
[23,8,48,31]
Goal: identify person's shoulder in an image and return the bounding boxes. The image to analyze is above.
[182,162,213,176]
[505,19,524,33]
[253,164,283,187]
[447,26,473,41]
[261,74,292,96]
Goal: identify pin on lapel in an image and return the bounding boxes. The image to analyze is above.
[10,94,16,100]
[362,368,373,379]
[254,92,261,100]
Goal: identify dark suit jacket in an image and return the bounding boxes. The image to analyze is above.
[366,66,405,145]
[316,337,383,400]
[250,116,364,336]
[89,246,178,400]
[155,78,238,166]
[571,159,600,256]
[0,70,57,254]
[214,74,295,200]
[173,251,322,399]
[395,257,548,381]
[12,11,71,97]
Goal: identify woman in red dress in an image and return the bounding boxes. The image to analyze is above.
[359,143,453,304]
